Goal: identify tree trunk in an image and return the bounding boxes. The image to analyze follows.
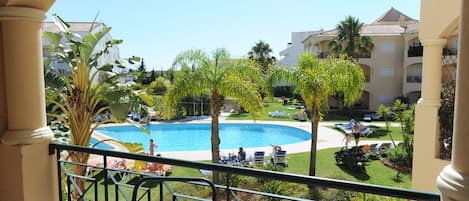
[210,90,221,184]
[308,104,320,196]
[308,104,320,177]
[69,152,89,201]
[73,165,87,201]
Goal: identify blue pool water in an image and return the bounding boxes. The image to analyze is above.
[96,123,311,152]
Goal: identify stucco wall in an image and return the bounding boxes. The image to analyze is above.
[362,36,405,110]
[278,31,318,67]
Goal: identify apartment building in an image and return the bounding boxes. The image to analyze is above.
[277,31,318,67]
[279,8,458,111]
[41,22,122,83]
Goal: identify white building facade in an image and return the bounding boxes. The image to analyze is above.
[41,22,121,83]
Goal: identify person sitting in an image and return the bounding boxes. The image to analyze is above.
[238,147,246,162]
[147,153,172,176]
[271,144,282,154]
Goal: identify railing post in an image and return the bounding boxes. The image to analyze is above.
[56,150,63,201]
[160,181,164,201]
[67,176,72,201]
[95,179,98,201]
[115,182,119,201]
[148,187,151,201]
[104,155,108,201]
[226,173,231,201]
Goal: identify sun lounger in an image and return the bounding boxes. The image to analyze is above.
[254,151,265,167]
[335,119,372,136]
[377,143,392,153]
[271,150,288,167]
[268,111,289,118]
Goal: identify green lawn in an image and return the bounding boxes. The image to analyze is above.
[365,125,404,141]
[286,148,410,188]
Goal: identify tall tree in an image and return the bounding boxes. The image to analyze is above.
[136,58,147,84]
[163,48,263,165]
[248,40,277,74]
[377,104,396,146]
[149,69,156,82]
[266,53,365,177]
[328,16,374,60]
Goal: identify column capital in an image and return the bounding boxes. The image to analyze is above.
[1,127,53,145]
[0,6,46,22]
[421,38,447,47]
[437,165,469,201]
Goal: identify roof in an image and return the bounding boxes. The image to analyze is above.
[372,7,417,25]
[360,24,405,36]
[303,8,418,42]
[42,22,105,33]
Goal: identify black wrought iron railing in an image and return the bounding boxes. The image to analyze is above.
[49,143,440,201]
[408,46,423,57]
[406,75,422,83]
[443,48,457,56]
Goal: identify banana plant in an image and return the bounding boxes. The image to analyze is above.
[44,14,150,195]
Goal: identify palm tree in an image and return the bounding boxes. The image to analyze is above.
[266,53,365,177]
[328,16,374,60]
[163,48,263,164]
[377,104,396,146]
[248,40,277,74]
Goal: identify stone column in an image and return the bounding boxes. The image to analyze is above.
[0,6,57,201]
[437,1,469,200]
[412,37,447,190]
[0,7,53,144]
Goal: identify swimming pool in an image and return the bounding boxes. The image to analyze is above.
[96,123,311,152]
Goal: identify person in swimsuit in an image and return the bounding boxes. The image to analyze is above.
[352,121,361,146]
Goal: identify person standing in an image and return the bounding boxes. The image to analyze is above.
[352,121,361,146]
[343,133,351,148]
[149,139,157,156]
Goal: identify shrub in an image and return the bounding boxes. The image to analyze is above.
[386,146,412,167]
[259,180,294,201]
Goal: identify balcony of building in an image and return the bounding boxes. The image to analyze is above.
[442,47,458,65]
[408,46,423,57]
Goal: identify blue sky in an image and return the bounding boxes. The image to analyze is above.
[47,1,420,70]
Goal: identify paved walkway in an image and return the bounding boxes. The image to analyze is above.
[92,114,397,161]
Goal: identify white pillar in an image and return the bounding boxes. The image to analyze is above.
[437,1,469,200]
[0,7,53,144]
[412,38,446,191]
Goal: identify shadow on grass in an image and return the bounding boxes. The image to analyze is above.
[126,176,161,188]
[336,164,370,181]
[364,126,391,139]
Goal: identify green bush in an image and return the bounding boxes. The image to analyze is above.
[259,180,294,201]
[386,146,412,167]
